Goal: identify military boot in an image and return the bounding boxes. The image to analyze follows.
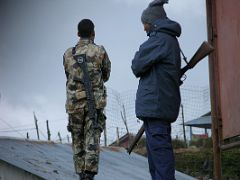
[79,173,85,180]
[84,172,95,180]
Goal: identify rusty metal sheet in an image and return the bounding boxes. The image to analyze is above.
[215,0,240,139]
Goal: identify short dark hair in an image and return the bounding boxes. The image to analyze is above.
[78,19,94,38]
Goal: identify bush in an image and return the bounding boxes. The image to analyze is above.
[175,149,213,178]
[172,139,187,149]
[189,138,212,148]
[175,148,240,179]
[222,149,240,179]
[133,136,240,179]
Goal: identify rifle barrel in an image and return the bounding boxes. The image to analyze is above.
[127,124,145,154]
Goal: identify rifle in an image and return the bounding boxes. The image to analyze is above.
[127,41,214,154]
[72,50,99,145]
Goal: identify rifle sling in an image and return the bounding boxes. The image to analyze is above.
[72,47,98,129]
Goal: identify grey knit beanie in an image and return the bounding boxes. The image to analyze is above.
[141,0,168,24]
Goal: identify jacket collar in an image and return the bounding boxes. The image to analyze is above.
[77,38,93,46]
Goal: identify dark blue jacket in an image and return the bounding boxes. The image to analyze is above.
[131,18,181,122]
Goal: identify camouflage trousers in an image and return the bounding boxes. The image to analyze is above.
[68,108,106,174]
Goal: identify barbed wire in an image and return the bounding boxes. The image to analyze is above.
[0,128,35,133]
[103,85,211,144]
[0,85,210,145]
[0,118,26,138]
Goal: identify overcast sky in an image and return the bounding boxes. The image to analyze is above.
[0,0,208,140]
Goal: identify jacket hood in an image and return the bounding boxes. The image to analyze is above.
[149,18,181,37]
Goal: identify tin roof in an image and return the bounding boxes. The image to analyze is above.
[185,112,211,129]
[0,137,196,180]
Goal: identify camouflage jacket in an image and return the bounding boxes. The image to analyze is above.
[63,39,111,114]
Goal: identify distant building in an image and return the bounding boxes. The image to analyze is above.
[184,112,211,141]
[109,133,135,149]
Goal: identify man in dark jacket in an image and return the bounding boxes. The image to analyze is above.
[131,0,181,179]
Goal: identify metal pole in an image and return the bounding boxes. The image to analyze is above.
[190,127,193,141]
[121,105,129,134]
[205,128,208,136]
[116,127,120,146]
[206,0,222,179]
[181,104,187,147]
[46,120,51,141]
[58,132,62,143]
[33,112,40,140]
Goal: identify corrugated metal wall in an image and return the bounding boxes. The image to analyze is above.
[210,0,240,139]
[0,160,42,180]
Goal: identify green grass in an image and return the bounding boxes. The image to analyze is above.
[133,137,240,179]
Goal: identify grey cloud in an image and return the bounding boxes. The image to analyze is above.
[0,0,209,139]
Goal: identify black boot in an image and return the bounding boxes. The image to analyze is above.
[79,173,85,180]
[84,171,95,180]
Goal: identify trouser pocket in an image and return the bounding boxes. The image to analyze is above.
[148,122,172,150]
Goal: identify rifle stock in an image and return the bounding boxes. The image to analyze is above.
[127,41,214,155]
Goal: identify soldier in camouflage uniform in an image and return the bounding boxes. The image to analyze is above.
[63,19,111,180]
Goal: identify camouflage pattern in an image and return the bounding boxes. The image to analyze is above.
[63,39,111,114]
[68,109,106,174]
[63,38,111,174]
